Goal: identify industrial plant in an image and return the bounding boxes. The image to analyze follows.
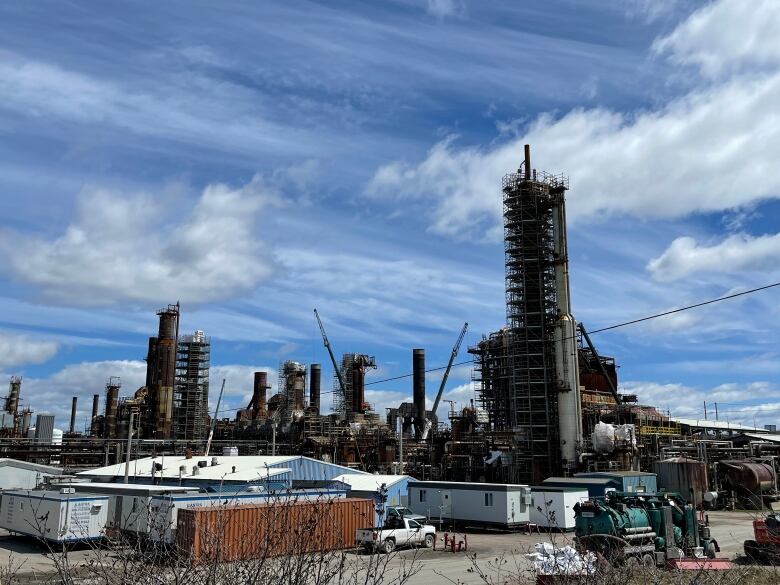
[1,147,779,568]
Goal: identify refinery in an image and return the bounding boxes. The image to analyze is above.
[1,146,779,579]
[2,146,778,508]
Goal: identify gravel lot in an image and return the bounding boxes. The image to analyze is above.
[0,510,762,584]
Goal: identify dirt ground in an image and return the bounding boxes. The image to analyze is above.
[0,510,764,584]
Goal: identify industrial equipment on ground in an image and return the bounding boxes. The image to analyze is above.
[574,491,719,566]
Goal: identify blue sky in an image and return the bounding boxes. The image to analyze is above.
[1,0,779,431]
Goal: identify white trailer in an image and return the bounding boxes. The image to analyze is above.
[0,489,109,543]
[52,482,201,537]
[529,486,588,531]
[407,481,531,529]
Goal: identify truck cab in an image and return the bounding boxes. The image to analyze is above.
[385,506,426,525]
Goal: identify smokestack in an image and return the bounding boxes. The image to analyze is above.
[105,380,120,439]
[309,364,321,415]
[524,144,531,180]
[251,371,268,419]
[69,396,78,434]
[6,376,21,416]
[351,364,365,415]
[413,349,426,435]
[91,394,99,435]
[149,304,179,439]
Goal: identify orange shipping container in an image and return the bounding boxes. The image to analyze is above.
[176,497,374,564]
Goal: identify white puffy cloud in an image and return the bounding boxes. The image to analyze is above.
[653,0,780,77]
[648,233,780,281]
[0,176,278,306]
[366,0,780,238]
[0,333,58,370]
[623,379,780,428]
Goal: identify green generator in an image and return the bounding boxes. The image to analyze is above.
[574,491,719,567]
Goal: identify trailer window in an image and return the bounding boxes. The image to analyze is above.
[419,490,426,503]
[484,493,493,507]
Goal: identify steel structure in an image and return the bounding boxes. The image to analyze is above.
[469,145,572,484]
[173,330,211,441]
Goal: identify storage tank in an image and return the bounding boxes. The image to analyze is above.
[719,460,775,494]
[655,458,708,506]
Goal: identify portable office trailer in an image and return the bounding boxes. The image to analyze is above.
[149,486,348,543]
[407,481,531,528]
[54,483,201,536]
[0,459,66,490]
[529,487,588,531]
[0,489,109,543]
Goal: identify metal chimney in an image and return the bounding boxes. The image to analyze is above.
[69,396,78,434]
[413,349,426,436]
[524,144,531,180]
[90,394,99,435]
[252,371,269,419]
[309,363,321,415]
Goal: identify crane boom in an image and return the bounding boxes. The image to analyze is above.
[314,309,347,394]
[204,378,226,457]
[421,321,468,440]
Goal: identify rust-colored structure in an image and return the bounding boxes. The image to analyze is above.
[104,377,120,439]
[251,371,269,419]
[176,498,373,564]
[145,303,179,439]
[309,364,321,415]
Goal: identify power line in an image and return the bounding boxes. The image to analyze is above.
[362,280,780,388]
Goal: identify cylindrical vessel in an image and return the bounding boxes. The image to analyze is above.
[720,461,775,493]
[105,384,119,438]
[413,349,426,428]
[6,377,21,415]
[90,394,100,424]
[69,396,78,434]
[252,372,268,419]
[351,365,365,414]
[309,364,321,415]
[655,458,708,506]
[21,410,32,434]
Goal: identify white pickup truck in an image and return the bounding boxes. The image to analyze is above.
[356,517,436,553]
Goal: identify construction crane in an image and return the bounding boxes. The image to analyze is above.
[204,378,226,457]
[314,309,347,396]
[421,322,468,440]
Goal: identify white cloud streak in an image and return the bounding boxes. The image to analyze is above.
[366,0,780,238]
[0,333,58,370]
[648,233,780,281]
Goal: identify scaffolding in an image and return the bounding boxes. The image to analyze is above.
[332,353,376,418]
[173,331,210,441]
[470,165,569,485]
[277,361,306,424]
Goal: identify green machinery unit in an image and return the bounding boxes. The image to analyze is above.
[574,491,718,566]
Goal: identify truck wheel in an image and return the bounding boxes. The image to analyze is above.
[424,534,434,548]
[641,554,655,567]
[383,538,396,554]
[744,540,760,561]
[705,543,717,559]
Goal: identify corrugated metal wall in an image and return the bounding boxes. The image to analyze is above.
[176,497,374,563]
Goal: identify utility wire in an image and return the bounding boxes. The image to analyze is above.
[362,280,780,388]
[214,280,780,409]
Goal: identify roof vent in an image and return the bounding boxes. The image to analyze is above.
[211,457,218,467]
[192,466,199,476]
[198,460,208,468]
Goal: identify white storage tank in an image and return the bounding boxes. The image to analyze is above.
[529,486,588,531]
[407,481,531,529]
[0,489,109,543]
